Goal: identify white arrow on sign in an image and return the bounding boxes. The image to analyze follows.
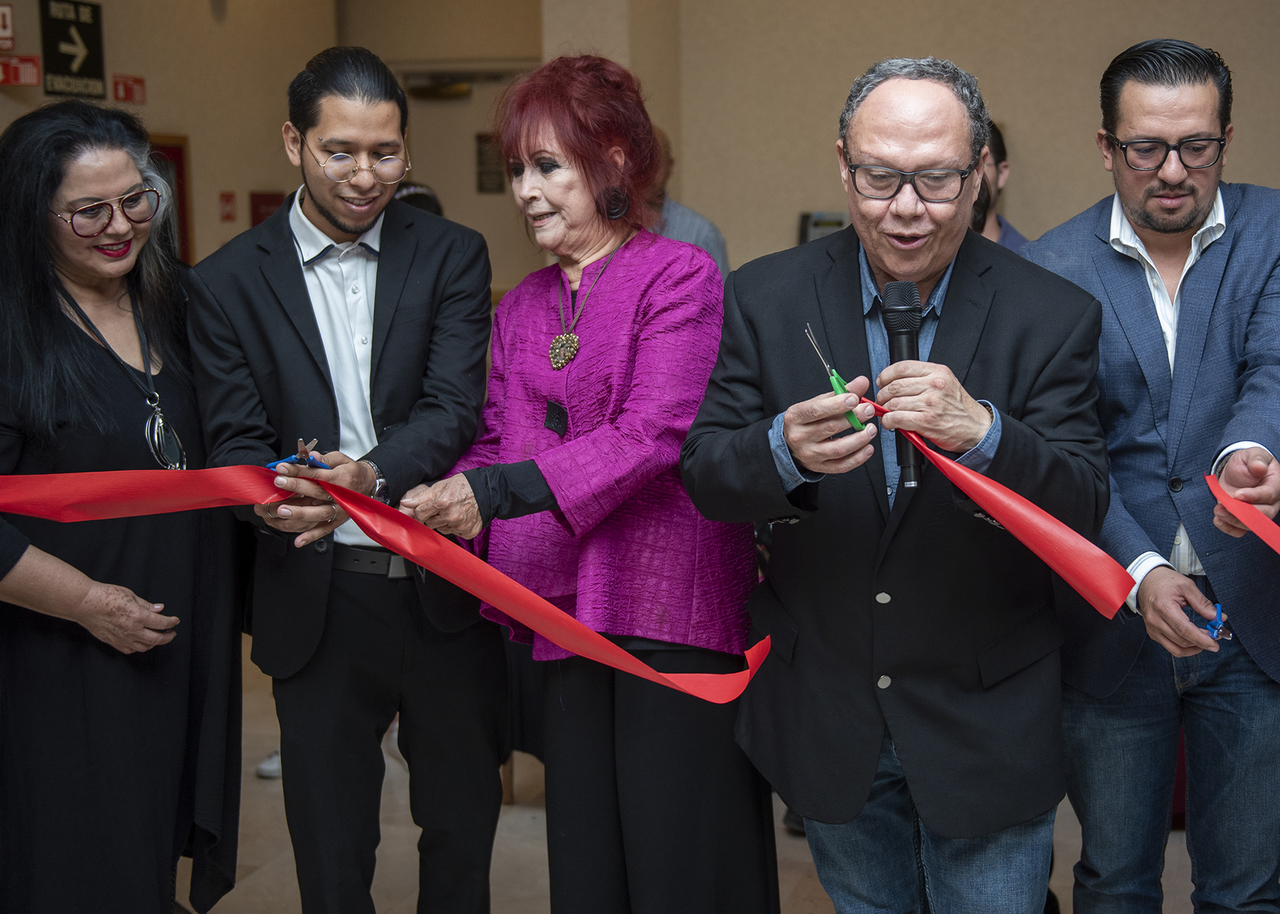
[58,24,87,73]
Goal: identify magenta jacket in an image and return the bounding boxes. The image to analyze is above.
[453,231,756,660]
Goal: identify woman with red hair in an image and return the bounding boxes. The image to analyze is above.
[402,55,778,914]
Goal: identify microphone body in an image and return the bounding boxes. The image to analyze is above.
[881,281,925,488]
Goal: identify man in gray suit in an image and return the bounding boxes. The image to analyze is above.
[1023,38,1280,913]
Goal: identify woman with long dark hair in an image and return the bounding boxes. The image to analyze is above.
[0,100,241,913]
[402,56,779,914]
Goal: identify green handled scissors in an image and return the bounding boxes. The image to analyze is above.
[804,323,864,431]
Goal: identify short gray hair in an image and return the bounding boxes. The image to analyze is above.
[838,57,989,163]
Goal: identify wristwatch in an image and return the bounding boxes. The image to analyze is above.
[362,459,389,503]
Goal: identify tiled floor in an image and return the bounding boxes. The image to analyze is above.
[181,636,1195,912]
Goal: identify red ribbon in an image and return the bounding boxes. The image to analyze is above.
[1,411,1132,699]
[1206,473,1280,555]
[862,398,1132,619]
[0,466,767,704]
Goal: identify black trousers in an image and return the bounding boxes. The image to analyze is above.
[272,569,507,914]
[542,647,780,914]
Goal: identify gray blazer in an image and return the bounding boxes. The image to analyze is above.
[1023,182,1280,697]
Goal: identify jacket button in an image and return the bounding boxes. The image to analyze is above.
[1169,477,1183,492]
[877,675,892,689]
[875,592,891,604]
[314,540,329,553]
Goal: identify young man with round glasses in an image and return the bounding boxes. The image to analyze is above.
[185,46,506,914]
[1024,38,1280,913]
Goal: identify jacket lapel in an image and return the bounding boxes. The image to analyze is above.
[371,201,416,379]
[258,196,333,390]
[1166,188,1237,463]
[1092,209,1173,442]
[814,229,889,521]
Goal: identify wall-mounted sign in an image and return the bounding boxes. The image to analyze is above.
[112,73,144,104]
[0,54,39,86]
[476,133,505,194]
[40,1,103,97]
[250,192,286,227]
[219,192,236,222]
[0,5,15,51]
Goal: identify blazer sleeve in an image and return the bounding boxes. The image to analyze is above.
[360,228,492,501]
[1218,256,1280,459]
[983,295,1110,539]
[680,267,818,524]
[185,267,281,472]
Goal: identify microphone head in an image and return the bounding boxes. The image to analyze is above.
[881,281,922,332]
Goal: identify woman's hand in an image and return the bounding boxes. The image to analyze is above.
[73,582,179,654]
[399,475,484,540]
[0,546,177,654]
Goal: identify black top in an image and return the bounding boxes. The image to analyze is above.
[0,332,243,913]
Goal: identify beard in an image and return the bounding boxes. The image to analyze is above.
[1122,181,1214,236]
[301,175,383,238]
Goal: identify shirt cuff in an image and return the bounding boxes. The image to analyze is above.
[1125,552,1174,614]
[954,401,1002,475]
[769,412,824,493]
[1213,441,1274,476]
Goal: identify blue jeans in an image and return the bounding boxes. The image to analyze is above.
[1062,606,1280,913]
[804,733,1055,914]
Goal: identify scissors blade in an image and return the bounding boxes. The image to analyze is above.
[804,323,835,374]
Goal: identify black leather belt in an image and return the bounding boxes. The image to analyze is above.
[331,543,410,579]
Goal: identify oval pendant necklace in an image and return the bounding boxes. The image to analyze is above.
[550,243,622,370]
[60,285,187,470]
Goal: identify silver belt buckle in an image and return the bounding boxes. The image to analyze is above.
[388,553,409,579]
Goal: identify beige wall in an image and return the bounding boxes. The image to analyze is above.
[341,0,539,63]
[0,0,336,261]
[679,0,1280,269]
[4,1,1279,274]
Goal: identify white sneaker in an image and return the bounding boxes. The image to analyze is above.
[384,720,407,770]
[256,748,282,779]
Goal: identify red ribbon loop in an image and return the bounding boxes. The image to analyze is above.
[0,466,766,704]
[862,398,1132,619]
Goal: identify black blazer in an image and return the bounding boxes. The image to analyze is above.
[681,227,1108,838]
[186,196,493,679]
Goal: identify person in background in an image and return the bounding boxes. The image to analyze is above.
[0,100,242,914]
[402,54,779,914]
[650,126,730,278]
[186,47,506,914]
[395,181,444,216]
[681,56,1107,913]
[1023,38,1280,913]
[974,119,1029,252]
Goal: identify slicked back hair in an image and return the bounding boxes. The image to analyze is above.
[288,46,409,137]
[1100,39,1232,136]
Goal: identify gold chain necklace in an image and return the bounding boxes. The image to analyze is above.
[549,243,622,370]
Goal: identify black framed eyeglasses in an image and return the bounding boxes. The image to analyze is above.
[1105,134,1226,171]
[843,150,978,204]
[50,188,161,238]
[304,143,411,184]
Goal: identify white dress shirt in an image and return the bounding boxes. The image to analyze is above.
[289,187,382,548]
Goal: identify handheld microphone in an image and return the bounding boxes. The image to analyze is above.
[881,281,924,488]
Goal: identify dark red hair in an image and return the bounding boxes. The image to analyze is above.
[496,55,660,231]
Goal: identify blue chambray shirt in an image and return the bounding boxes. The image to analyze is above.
[768,245,1002,507]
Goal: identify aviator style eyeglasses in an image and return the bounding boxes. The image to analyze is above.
[842,149,979,204]
[304,143,411,184]
[50,188,161,238]
[1104,134,1227,171]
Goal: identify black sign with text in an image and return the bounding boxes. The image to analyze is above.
[40,1,103,97]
